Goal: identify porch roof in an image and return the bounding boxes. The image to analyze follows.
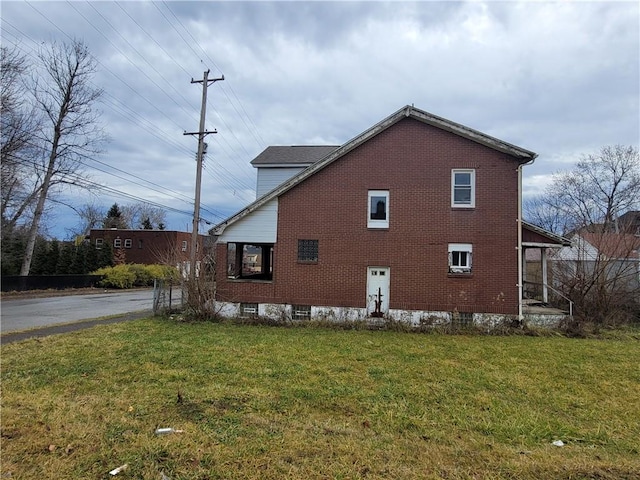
[522,222,571,248]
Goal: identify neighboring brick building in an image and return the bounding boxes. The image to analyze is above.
[211,105,563,323]
[88,229,209,275]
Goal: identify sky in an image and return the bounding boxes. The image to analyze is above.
[2,0,639,240]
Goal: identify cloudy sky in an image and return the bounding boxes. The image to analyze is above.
[2,1,639,239]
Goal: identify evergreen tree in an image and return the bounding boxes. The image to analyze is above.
[70,243,86,274]
[103,203,127,229]
[29,238,50,274]
[56,243,74,274]
[85,242,99,272]
[46,240,61,275]
[96,242,114,270]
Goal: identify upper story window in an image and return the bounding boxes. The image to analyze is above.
[124,239,132,248]
[95,238,103,249]
[452,169,475,208]
[182,240,188,251]
[114,238,122,248]
[448,243,473,274]
[368,190,389,229]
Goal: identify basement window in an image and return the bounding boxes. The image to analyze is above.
[240,303,258,317]
[451,311,474,328]
[292,305,311,320]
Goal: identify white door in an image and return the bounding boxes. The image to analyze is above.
[367,267,390,316]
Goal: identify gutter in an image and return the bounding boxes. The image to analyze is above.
[518,156,537,320]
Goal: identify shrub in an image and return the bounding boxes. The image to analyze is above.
[93,265,136,289]
[92,264,180,289]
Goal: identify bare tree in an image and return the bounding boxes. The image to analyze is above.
[551,145,639,234]
[70,202,106,236]
[1,45,43,231]
[20,39,106,276]
[531,146,640,325]
[121,203,167,230]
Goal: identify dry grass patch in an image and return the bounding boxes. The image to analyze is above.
[1,319,639,479]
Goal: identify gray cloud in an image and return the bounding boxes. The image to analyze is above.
[2,1,637,238]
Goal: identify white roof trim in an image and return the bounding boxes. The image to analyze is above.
[213,105,538,235]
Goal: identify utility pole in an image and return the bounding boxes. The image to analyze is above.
[184,69,224,281]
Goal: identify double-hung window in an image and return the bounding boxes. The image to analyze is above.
[451,169,475,208]
[114,238,122,248]
[368,190,389,229]
[448,243,472,274]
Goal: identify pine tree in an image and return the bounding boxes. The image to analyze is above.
[103,203,127,229]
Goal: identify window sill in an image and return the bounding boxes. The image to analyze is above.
[297,261,318,265]
[227,277,273,283]
[448,272,473,278]
[451,206,475,210]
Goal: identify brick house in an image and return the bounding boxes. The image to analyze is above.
[88,229,209,275]
[212,105,565,324]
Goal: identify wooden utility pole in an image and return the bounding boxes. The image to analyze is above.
[184,70,224,280]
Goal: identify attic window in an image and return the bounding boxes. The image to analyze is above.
[368,190,389,229]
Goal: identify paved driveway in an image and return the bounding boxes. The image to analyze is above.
[1,289,154,334]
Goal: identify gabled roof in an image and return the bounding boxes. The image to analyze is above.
[212,105,537,235]
[250,145,340,166]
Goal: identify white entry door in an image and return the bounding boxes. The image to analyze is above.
[367,267,390,316]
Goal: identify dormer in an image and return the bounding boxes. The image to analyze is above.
[251,145,339,198]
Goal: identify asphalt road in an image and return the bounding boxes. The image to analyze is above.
[1,289,156,343]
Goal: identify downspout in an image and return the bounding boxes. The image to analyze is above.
[517,156,536,320]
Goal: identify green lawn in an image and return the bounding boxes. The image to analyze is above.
[1,319,639,479]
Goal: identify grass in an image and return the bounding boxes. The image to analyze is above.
[1,319,639,479]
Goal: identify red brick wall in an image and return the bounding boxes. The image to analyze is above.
[217,117,521,315]
[89,230,206,265]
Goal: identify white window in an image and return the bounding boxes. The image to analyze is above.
[114,238,122,248]
[124,239,132,248]
[182,240,188,251]
[95,238,103,249]
[368,190,389,229]
[448,243,473,273]
[452,169,475,208]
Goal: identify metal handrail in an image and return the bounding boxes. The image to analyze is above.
[523,280,573,317]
